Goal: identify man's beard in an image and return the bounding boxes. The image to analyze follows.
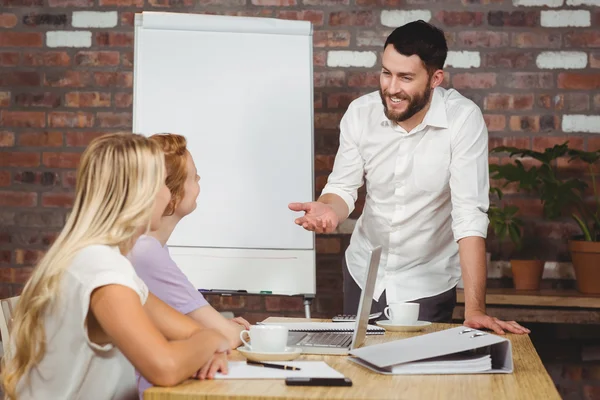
[380,80,432,123]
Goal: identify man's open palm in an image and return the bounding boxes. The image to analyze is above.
[288,202,339,234]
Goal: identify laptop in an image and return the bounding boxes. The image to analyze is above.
[284,245,383,355]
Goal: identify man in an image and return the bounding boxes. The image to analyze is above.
[289,20,528,335]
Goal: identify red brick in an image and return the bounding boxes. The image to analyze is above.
[100,0,141,5]
[512,32,562,48]
[48,111,94,128]
[314,113,342,130]
[583,365,600,380]
[14,93,61,108]
[315,154,335,172]
[14,250,43,265]
[356,30,392,47]
[43,152,81,168]
[457,31,509,48]
[48,0,92,5]
[277,10,324,25]
[0,111,45,128]
[483,52,534,69]
[0,32,42,47]
[23,13,67,27]
[314,51,326,67]
[0,152,39,167]
[316,237,341,254]
[22,51,70,67]
[96,112,131,128]
[75,51,119,67]
[589,137,600,151]
[488,136,530,151]
[314,71,345,88]
[314,93,322,109]
[222,10,273,18]
[0,252,10,265]
[121,51,133,68]
[436,11,484,27]
[95,32,134,47]
[452,73,497,89]
[0,131,14,147]
[0,171,9,187]
[329,11,374,26]
[198,0,245,4]
[13,171,59,186]
[565,31,600,48]
[65,132,104,147]
[533,136,584,152]
[42,192,74,208]
[538,94,563,111]
[61,170,77,188]
[347,71,379,87]
[510,116,540,132]
[558,73,600,89]
[0,72,40,87]
[114,93,132,108]
[303,0,349,4]
[484,94,534,111]
[503,197,544,218]
[94,72,132,87]
[483,114,506,132]
[0,52,19,66]
[542,93,589,112]
[590,53,600,68]
[65,92,111,108]
[0,13,17,28]
[18,131,63,147]
[488,11,537,27]
[0,92,9,107]
[356,0,401,4]
[251,0,295,4]
[595,94,600,111]
[313,31,350,47]
[504,73,553,89]
[120,12,135,26]
[1,0,43,5]
[0,191,37,207]
[327,92,360,109]
[44,71,92,88]
[264,296,304,312]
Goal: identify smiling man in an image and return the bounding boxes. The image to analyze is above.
[289,20,529,335]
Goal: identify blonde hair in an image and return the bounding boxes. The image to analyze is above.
[1,132,165,399]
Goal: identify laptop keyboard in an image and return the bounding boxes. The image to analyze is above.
[298,332,353,348]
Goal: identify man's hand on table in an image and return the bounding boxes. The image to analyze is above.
[464,311,530,335]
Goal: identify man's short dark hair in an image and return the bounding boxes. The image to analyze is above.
[384,20,448,73]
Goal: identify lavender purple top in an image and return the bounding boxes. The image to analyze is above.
[128,234,209,397]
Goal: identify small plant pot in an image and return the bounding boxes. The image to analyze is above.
[569,240,600,295]
[511,260,544,290]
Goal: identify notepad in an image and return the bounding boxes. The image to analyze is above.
[214,361,344,380]
[260,321,384,334]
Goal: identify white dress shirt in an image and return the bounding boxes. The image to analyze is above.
[321,87,490,303]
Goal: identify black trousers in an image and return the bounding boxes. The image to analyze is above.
[342,257,457,323]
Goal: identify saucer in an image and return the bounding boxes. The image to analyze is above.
[376,320,432,332]
[236,346,302,362]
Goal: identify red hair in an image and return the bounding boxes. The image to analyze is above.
[149,133,188,216]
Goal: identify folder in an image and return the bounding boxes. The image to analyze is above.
[348,326,513,374]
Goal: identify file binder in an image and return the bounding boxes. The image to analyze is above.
[348,326,513,374]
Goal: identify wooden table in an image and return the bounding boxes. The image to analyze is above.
[145,317,560,400]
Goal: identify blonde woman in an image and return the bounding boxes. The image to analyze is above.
[128,133,250,397]
[1,133,230,400]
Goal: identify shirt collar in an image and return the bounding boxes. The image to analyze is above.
[382,87,449,129]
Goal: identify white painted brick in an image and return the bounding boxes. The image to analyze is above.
[536,51,587,69]
[445,51,481,69]
[541,10,590,27]
[380,10,432,28]
[46,31,91,48]
[513,0,563,6]
[562,115,600,133]
[566,0,600,5]
[327,51,377,68]
[72,11,118,28]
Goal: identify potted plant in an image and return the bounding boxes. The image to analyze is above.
[488,188,544,290]
[489,142,600,294]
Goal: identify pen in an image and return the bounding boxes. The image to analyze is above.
[246,360,301,371]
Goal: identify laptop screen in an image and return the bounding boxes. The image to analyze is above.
[350,245,382,350]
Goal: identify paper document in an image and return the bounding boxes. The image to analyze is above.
[388,354,491,374]
[261,321,384,333]
[214,361,344,380]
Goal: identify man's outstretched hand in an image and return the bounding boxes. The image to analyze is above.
[288,202,339,234]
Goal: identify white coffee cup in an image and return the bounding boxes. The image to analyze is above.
[384,302,420,325]
[240,325,288,353]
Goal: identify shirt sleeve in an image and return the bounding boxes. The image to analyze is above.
[320,104,365,217]
[449,106,490,242]
[130,243,208,315]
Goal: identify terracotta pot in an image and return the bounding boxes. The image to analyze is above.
[569,239,600,295]
[511,260,544,290]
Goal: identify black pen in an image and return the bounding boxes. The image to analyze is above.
[246,360,301,371]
